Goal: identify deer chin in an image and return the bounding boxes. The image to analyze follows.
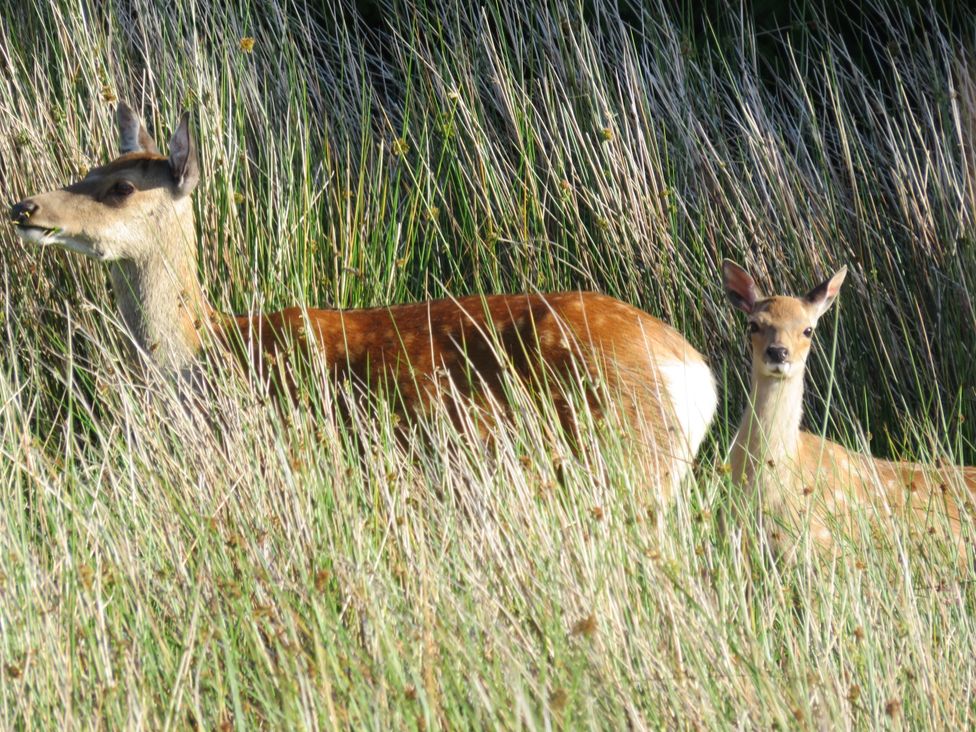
[14,223,59,245]
[762,361,793,378]
[15,224,109,260]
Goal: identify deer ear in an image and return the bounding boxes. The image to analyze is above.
[117,102,159,155]
[168,112,199,197]
[722,260,760,314]
[804,266,848,317]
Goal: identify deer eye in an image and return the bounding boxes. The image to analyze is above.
[106,180,135,199]
[803,327,814,338]
[748,322,760,334]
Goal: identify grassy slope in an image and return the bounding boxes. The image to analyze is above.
[0,0,974,727]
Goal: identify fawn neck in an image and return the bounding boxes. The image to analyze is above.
[732,364,806,484]
[108,202,211,374]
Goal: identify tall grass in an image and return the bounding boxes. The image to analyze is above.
[1,0,974,727]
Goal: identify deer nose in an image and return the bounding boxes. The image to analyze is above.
[10,200,38,225]
[765,345,789,363]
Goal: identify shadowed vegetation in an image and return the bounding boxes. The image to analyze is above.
[1,0,974,727]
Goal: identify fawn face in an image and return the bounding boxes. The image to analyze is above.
[10,104,198,262]
[722,261,847,379]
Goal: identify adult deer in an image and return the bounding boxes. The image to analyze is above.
[723,260,975,561]
[8,102,717,499]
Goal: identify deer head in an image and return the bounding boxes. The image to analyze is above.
[723,260,847,380]
[10,102,199,262]
[9,103,208,374]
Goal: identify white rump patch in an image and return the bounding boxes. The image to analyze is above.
[657,359,717,461]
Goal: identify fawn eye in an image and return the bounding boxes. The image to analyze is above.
[106,180,135,199]
[803,327,814,338]
[748,322,760,334]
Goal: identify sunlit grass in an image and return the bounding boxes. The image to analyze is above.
[1,0,974,728]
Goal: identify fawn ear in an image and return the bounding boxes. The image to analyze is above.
[722,260,760,314]
[805,266,848,317]
[168,112,199,197]
[117,102,159,155]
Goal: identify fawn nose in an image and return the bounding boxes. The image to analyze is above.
[10,200,38,225]
[765,345,789,363]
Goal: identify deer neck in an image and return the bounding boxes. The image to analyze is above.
[108,210,211,375]
[731,365,806,486]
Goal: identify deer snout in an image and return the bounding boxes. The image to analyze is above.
[10,199,38,225]
[765,345,789,364]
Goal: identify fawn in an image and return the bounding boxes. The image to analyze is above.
[8,102,717,499]
[723,260,976,561]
